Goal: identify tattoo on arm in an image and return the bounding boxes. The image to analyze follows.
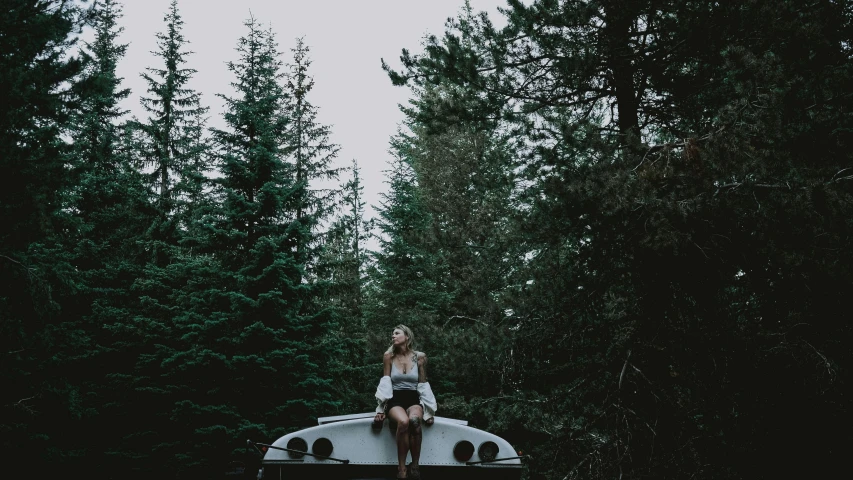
[418,353,427,382]
[383,353,391,377]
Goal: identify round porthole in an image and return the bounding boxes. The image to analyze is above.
[453,440,475,462]
[478,441,499,462]
[286,437,307,458]
[312,437,334,457]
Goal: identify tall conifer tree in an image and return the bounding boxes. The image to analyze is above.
[368,143,448,323]
[281,38,341,272]
[0,0,85,471]
[150,20,340,473]
[318,161,374,410]
[137,0,208,260]
[322,160,371,319]
[397,84,520,401]
[67,1,156,471]
[71,0,150,296]
[385,1,853,478]
[96,1,210,473]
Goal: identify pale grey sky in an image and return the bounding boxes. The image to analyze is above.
[111,0,508,220]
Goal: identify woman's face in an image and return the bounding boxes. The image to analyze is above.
[391,328,408,348]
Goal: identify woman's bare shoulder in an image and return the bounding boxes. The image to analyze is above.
[417,351,427,362]
[383,352,393,362]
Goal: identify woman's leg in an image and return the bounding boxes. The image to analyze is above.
[406,405,424,476]
[387,406,410,477]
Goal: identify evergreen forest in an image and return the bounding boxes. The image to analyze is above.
[2,0,851,478]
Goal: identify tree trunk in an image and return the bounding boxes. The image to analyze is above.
[604,0,641,150]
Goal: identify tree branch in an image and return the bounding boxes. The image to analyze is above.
[618,349,631,389]
[444,315,488,327]
[1,254,29,269]
[633,127,724,172]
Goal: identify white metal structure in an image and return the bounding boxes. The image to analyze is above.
[254,412,522,480]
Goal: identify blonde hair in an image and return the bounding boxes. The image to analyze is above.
[385,324,416,356]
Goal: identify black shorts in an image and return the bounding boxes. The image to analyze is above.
[386,389,420,412]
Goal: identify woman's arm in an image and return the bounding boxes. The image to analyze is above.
[383,352,392,376]
[417,352,427,383]
[417,353,434,424]
[375,353,393,421]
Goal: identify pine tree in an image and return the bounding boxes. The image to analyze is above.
[281,38,342,272]
[400,85,522,403]
[92,1,211,473]
[367,140,448,325]
[71,0,150,294]
[316,161,375,411]
[383,1,853,478]
[322,160,372,319]
[65,1,157,471]
[136,0,209,262]
[148,20,341,473]
[0,0,86,472]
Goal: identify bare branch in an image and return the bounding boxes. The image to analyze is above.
[803,341,836,381]
[444,315,488,327]
[1,254,30,269]
[8,395,38,414]
[830,174,853,184]
[15,395,36,406]
[618,349,631,389]
[633,127,725,172]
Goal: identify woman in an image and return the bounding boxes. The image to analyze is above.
[374,325,437,480]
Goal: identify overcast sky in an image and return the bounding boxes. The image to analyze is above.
[109,0,509,221]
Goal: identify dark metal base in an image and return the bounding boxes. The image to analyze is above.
[259,463,522,480]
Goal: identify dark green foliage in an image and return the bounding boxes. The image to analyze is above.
[0,0,86,472]
[136,0,209,259]
[70,0,152,272]
[365,78,522,409]
[316,160,378,411]
[140,19,343,475]
[323,160,372,320]
[320,160,372,348]
[70,0,149,312]
[89,1,212,474]
[67,1,158,472]
[281,38,342,271]
[382,0,853,478]
[368,143,448,322]
[0,0,81,251]
[2,0,851,478]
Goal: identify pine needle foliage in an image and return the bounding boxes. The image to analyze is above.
[139,18,344,475]
[136,0,209,261]
[317,160,375,411]
[3,1,851,478]
[281,38,343,272]
[67,1,156,472]
[0,0,86,472]
[383,1,853,478]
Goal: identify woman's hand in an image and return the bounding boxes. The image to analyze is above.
[425,417,434,426]
[374,413,385,422]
